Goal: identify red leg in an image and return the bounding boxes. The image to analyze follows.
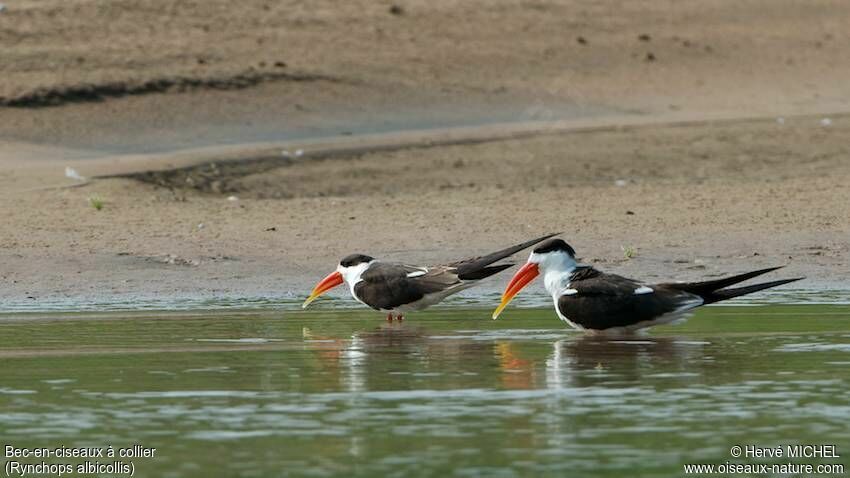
[397,314,404,322]
[386,313,393,322]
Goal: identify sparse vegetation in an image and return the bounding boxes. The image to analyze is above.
[621,245,637,259]
[88,195,104,211]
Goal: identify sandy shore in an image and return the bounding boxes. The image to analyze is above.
[2,112,847,306]
[1,1,849,306]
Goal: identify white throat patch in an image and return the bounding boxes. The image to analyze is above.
[338,260,376,298]
[530,250,577,298]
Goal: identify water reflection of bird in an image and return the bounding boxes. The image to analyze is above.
[303,325,504,392]
[494,238,803,333]
[302,326,430,392]
[545,335,706,388]
[302,233,557,321]
[302,325,429,363]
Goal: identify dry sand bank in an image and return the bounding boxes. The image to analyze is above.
[3,0,850,115]
[3,0,850,154]
[2,1,850,306]
[1,114,847,305]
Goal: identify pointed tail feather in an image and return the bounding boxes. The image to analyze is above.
[453,232,560,278]
[458,263,514,281]
[664,266,786,296]
[701,277,804,304]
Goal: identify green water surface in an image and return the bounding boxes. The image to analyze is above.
[1,305,848,477]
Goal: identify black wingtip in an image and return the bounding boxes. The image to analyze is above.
[458,263,514,280]
[665,265,790,297]
[454,232,560,277]
[703,276,805,304]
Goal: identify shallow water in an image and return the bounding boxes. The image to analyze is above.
[1,286,844,313]
[1,305,849,477]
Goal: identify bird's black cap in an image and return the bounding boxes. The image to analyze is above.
[339,254,374,267]
[532,239,576,257]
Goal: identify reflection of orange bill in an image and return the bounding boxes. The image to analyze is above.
[496,342,528,370]
[302,271,344,308]
[496,342,534,390]
[492,262,539,319]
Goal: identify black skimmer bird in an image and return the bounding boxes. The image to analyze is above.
[303,233,558,321]
[492,239,803,333]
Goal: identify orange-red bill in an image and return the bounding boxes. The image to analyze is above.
[492,262,539,319]
[302,271,344,308]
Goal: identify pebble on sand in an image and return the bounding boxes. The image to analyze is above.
[820,118,832,127]
[283,149,305,158]
[65,167,86,181]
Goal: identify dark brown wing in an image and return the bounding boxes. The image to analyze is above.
[558,268,702,330]
[355,263,463,310]
[354,235,561,311]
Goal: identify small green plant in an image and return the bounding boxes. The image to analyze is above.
[621,245,637,259]
[88,195,104,211]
